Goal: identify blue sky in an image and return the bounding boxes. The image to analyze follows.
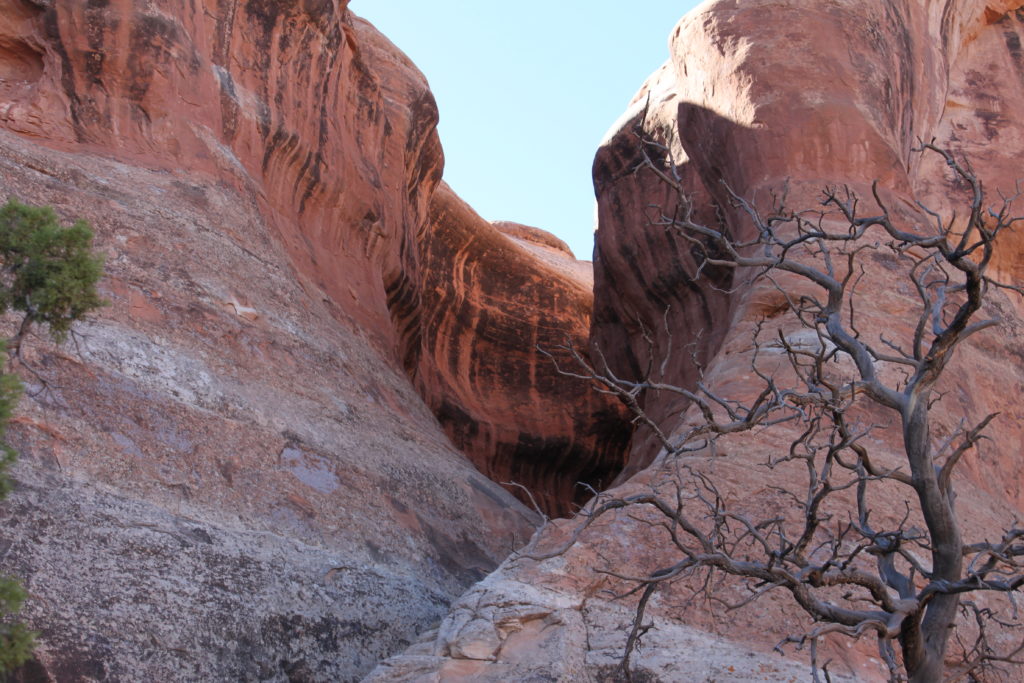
[352,1,701,260]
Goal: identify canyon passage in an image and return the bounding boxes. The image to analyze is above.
[2,1,1024,682]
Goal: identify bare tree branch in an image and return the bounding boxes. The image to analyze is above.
[539,140,1024,682]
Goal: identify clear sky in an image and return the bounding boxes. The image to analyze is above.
[352,1,702,260]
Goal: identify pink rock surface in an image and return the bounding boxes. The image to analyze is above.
[373,1,1024,680]
[0,1,621,679]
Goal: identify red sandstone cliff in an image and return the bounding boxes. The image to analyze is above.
[407,183,629,517]
[372,2,1024,680]
[0,1,626,680]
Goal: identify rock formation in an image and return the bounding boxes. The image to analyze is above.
[405,183,630,517]
[0,1,627,680]
[371,1,1024,680]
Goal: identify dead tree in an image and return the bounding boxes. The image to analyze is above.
[531,142,1024,682]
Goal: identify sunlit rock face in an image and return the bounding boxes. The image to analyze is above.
[0,1,626,679]
[371,1,1024,680]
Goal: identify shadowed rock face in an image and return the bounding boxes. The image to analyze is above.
[0,1,628,680]
[371,1,1024,680]
[396,183,630,517]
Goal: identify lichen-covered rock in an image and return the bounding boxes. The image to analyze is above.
[0,126,533,681]
[0,1,620,680]
[373,1,1024,680]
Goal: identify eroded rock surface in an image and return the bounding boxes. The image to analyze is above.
[0,1,622,680]
[399,184,630,517]
[373,1,1024,680]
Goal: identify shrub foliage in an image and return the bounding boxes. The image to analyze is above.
[0,199,105,675]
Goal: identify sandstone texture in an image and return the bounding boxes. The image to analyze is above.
[373,1,1024,680]
[404,184,630,517]
[0,1,622,680]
